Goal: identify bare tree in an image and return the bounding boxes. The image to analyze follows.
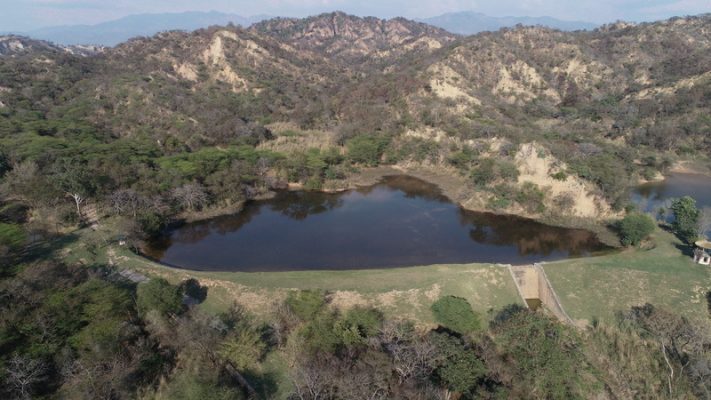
[380,321,438,384]
[5,354,47,400]
[53,163,95,222]
[697,207,711,239]
[108,188,145,218]
[623,304,710,398]
[171,183,209,211]
[66,191,85,220]
[255,157,271,189]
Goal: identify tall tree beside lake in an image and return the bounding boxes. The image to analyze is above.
[670,196,701,245]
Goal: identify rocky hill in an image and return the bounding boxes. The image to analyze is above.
[251,12,457,67]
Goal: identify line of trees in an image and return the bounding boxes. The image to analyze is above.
[2,257,710,399]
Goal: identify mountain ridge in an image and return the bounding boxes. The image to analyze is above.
[10,10,604,47]
[15,11,271,47]
[420,11,598,34]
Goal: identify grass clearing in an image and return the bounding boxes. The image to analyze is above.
[544,228,711,325]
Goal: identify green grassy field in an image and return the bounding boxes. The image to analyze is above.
[544,228,711,325]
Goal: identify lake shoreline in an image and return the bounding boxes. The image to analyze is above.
[173,165,621,248]
[670,160,711,176]
[146,175,615,271]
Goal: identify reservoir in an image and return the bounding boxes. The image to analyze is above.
[633,172,711,213]
[144,175,610,271]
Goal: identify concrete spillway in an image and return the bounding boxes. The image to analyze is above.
[509,264,573,325]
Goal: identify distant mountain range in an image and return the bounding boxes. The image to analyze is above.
[420,11,598,34]
[10,10,600,47]
[16,11,270,46]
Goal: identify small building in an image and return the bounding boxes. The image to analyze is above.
[693,240,711,265]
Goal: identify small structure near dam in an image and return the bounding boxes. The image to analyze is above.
[509,264,574,325]
[693,240,711,266]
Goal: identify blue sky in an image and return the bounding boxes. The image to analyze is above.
[2,0,709,31]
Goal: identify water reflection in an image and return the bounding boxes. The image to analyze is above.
[145,176,609,271]
[633,173,711,213]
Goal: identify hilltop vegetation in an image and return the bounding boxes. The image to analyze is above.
[0,13,708,239]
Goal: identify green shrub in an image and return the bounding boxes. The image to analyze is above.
[303,176,323,191]
[498,160,520,181]
[346,135,390,166]
[341,307,383,338]
[137,278,183,317]
[515,182,546,214]
[471,159,520,187]
[429,331,487,394]
[136,211,166,238]
[551,171,567,181]
[618,213,655,246]
[0,223,26,251]
[431,296,481,334]
[471,158,496,186]
[285,290,326,320]
[492,308,586,399]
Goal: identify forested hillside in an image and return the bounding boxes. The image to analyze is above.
[0,13,709,236]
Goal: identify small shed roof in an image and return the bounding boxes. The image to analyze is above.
[695,240,711,250]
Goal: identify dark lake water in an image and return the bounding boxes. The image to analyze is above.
[144,176,610,272]
[633,173,711,213]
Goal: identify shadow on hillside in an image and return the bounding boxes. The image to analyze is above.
[21,232,81,263]
[674,243,694,257]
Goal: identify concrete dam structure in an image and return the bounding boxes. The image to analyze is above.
[509,264,573,325]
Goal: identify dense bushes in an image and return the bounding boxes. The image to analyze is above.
[470,158,520,187]
[617,213,656,246]
[2,258,709,400]
[136,278,184,317]
[346,135,391,166]
[670,196,701,244]
[431,295,481,334]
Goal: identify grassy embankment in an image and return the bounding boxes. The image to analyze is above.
[545,228,711,325]
[59,220,520,326]
[58,217,710,329]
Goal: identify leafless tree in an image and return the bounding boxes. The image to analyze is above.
[5,354,47,400]
[171,183,209,211]
[269,300,300,348]
[61,356,131,400]
[380,321,438,385]
[66,191,85,220]
[623,304,710,398]
[255,157,271,189]
[697,207,711,239]
[108,188,145,218]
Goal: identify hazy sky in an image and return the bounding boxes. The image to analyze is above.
[2,0,709,31]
